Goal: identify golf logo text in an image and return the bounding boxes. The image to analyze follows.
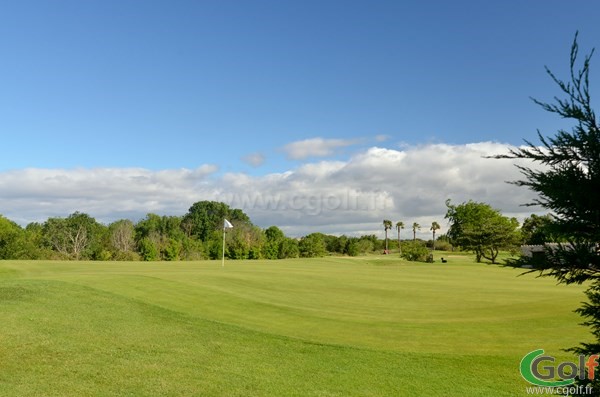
[520,349,599,387]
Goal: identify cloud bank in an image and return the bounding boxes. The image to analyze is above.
[282,137,361,160]
[0,142,541,238]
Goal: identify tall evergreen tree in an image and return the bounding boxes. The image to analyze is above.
[496,34,600,393]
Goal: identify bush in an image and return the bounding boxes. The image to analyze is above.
[346,239,360,256]
[278,238,299,259]
[113,250,141,261]
[428,239,453,251]
[401,241,430,262]
[181,238,205,260]
[139,237,160,261]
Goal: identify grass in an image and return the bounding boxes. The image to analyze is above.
[0,255,591,396]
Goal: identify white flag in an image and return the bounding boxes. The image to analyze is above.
[224,219,233,229]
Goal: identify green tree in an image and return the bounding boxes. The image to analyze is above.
[412,222,420,241]
[346,238,360,256]
[278,237,300,259]
[0,217,46,259]
[135,214,187,260]
[163,238,182,261]
[356,235,377,254]
[108,219,136,260]
[382,220,392,253]
[323,234,339,253]
[262,226,301,259]
[265,225,285,242]
[395,221,404,255]
[206,230,224,260]
[0,215,26,259]
[135,214,165,260]
[496,34,600,392]
[227,223,264,259]
[180,237,205,260]
[138,237,160,261]
[42,212,103,260]
[182,201,250,242]
[135,213,161,237]
[520,214,557,245]
[263,226,285,259]
[337,235,349,255]
[445,200,520,264]
[23,222,46,259]
[299,233,327,258]
[430,221,441,251]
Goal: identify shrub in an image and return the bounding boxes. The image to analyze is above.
[278,238,299,259]
[346,239,360,257]
[401,241,429,262]
[113,250,141,261]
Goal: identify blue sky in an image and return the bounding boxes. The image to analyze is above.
[1,0,599,235]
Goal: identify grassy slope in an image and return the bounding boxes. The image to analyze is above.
[0,256,590,396]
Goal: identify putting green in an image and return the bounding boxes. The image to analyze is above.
[0,257,590,396]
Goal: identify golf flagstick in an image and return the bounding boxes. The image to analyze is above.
[222,219,233,267]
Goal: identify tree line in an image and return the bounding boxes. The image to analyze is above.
[0,197,558,262]
[379,206,558,264]
[0,200,415,261]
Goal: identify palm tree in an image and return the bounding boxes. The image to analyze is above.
[396,221,404,255]
[430,221,441,251]
[383,220,392,253]
[412,222,420,241]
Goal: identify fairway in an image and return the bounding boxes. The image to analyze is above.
[0,256,590,396]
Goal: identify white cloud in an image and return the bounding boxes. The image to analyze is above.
[241,152,266,167]
[0,165,219,225]
[282,137,360,160]
[374,134,391,142]
[0,143,544,238]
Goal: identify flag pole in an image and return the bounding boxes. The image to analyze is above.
[222,225,226,267]
[222,219,233,267]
